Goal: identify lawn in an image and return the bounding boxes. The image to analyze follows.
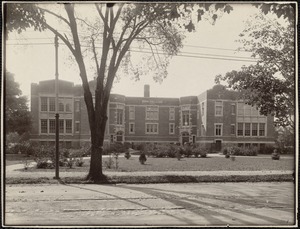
[15,155,294,173]
[5,154,33,166]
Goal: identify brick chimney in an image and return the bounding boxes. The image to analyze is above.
[144,84,150,98]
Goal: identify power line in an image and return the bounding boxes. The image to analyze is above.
[6,42,257,63]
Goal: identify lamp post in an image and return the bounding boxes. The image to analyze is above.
[54,34,60,179]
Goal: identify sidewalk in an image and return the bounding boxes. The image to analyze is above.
[5,161,294,184]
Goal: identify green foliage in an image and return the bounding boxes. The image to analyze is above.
[272,149,280,160]
[259,145,275,155]
[215,14,295,129]
[5,71,32,135]
[104,154,114,169]
[192,145,208,158]
[5,3,45,34]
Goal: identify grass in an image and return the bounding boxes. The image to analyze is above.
[12,154,294,173]
[5,154,34,166]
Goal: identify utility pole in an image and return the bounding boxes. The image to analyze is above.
[54,34,60,179]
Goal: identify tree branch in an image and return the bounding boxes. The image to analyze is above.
[39,7,70,26]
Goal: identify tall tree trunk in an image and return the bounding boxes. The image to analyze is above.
[86,117,107,181]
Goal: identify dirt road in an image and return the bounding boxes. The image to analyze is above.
[4,182,295,226]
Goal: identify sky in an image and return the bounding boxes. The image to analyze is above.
[5,3,279,100]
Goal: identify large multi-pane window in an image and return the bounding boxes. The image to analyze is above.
[215,124,222,136]
[59,100,64,112]
[245,123,251,136]
[169,107,175,120]
[49,98,56,112]
[252,123,258,136]
[41,119,48,133]
[215,101,223,116]
[169,123,175,134]
[59,120,64,133]
[116,109,123,125]
[259,123,265,136]
[146,106,159,120]
[237,123,243,136]
[49,119,56,133]
[41,97,48,111]
[146,123,158,134]
[66,119,72,133]
[182,110,189,126]
[129,106,135,120]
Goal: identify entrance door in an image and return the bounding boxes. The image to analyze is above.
[116,131,123,142]
[215,140,222,151]
[182,132,189,145]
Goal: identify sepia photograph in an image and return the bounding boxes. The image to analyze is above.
[2,1,298,227]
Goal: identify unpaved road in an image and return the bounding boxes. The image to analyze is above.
[4,182,295,226]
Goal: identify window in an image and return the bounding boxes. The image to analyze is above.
[169,107,175,120]
[75,122,80,133]
[259,123,265,136]
[116,131,123,142]
[41,97,48,111]
[252,143,258,148]
[146,123,158,134]
[245,123,251,136]
[252,123,258,136]
[41,119,48,133]
[237,123,243,136]
[66,119,72,133]
[197,110,199,119]
[49,98,56,112]
[59,101,64,112]
[237,103,244,116]
[59,119,64,133]
[169,123,175,134]
[231,104,236,115]
[129,123,135,133]
[129,106,135,120]
[116,109,123,125]
[49,119,56,133]
[182,110,189,126]
[146,106,158,120]
[215,101,223,116]
[65,141,72,149]
[245,143,251,148]
[65,103,71,112]
[231,124,235,135]
[201,102,204,116]
[215,124,222,136]
[75,101,80,112]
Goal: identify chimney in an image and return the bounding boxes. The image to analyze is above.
[144,84,150,98]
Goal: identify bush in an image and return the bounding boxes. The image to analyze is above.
[104,154,114,169]
[259,145,275,154]
[75,158,85,167]
[124,151,131,159]
[139,153,147,164]
[272,149,280,160]
[192,145,208,158]
[223,146,258,156]
[36,159,54,169]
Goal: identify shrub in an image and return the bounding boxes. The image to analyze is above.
[104,154,114,169]
[272,149,280,160]
[33,145,56,168]
[65,158,75,168]
[124,151,131,159]
[223,146,258,156]
[182,144,193,158]
[192,145,208,158]
[36,159,54,169]
[139,153,147,164]
[259,145,275,154]
[75,158,85,167]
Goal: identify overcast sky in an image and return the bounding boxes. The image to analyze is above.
[5,3,282,100]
